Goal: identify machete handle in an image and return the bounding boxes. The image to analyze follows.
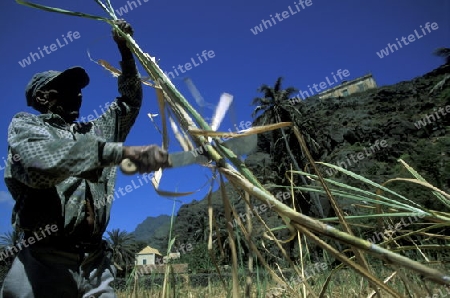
[120,158,138,175]
[120,158,174,175]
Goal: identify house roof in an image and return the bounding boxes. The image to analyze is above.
[319,73,376,96]
[137,245,162,256]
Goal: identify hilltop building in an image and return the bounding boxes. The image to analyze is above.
[318,73,377,99]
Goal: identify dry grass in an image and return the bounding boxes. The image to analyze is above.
[115,262,450,297]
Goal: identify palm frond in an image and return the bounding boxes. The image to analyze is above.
[273,77,284,92]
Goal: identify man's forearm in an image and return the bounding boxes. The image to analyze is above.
[116,41,141,102]
[113,33,143,142]
[117,42,138,76]
[118,43,134,62]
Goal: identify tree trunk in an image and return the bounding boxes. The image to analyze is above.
[275,113,325,218]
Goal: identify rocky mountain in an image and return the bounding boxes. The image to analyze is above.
[135,62,450,254]
[299,63,450,211]
[132,215,172,251]
[171,62,450,244]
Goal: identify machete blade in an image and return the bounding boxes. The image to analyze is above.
[168,133,257,168]
[120,133,258,174]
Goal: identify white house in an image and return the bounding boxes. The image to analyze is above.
[135,245,162,266]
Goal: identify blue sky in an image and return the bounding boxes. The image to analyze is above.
[0,0,449,236]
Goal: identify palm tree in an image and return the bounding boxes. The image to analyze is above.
[0,230,22,249]
[251,77,324,216]
[105,229,137,275]
[251,77,321,164]
[252,77,299,126]
[0,230,23,265]
[251,77,303,175]
[434,47,450,64]
[193,215,209,242]
[430,47,450,95]
[251,77,329,263]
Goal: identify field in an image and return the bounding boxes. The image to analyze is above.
[114,260,450,297]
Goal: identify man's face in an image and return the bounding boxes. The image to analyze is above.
[43,80,82,123]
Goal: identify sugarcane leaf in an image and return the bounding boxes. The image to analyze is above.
[16,0,111,22]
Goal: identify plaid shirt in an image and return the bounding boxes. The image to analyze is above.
[4,59,142,240]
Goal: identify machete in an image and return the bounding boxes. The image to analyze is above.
[120,134,257,175]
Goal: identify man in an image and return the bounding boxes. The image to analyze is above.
[0,20,169,297]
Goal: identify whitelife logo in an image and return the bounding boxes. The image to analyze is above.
[0,224,58,262]
[0,153,21,172]
[250,0,313,35]
[414,105,450,129]
[376,22,439,59]
[325,139,388,177]
[162,50,216,81]
[289,69,350,102]
[18,31,81,68]
[115,0,149,17]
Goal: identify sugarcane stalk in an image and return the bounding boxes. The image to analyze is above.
[293,126,375,285]
[220,167,450,286]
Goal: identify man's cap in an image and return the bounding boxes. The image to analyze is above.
[25,67,90,106]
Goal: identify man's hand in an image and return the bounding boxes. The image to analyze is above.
[122,145,169,173]
[112,19,134,48]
